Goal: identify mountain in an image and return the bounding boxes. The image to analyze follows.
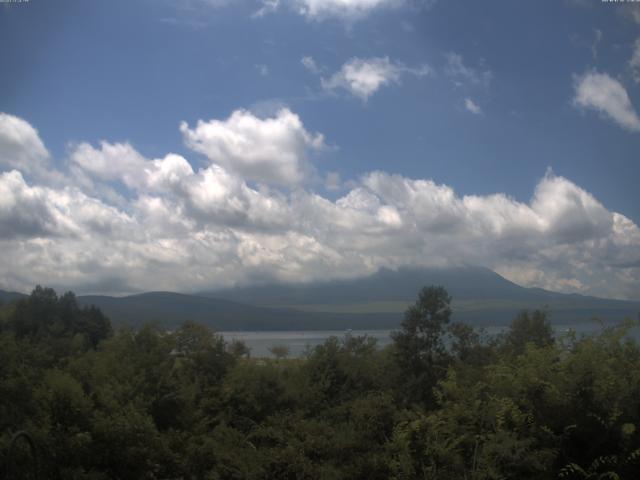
[76,292,303,330]
[1,289,379,330]
[203,266,538,305]
[74,292,397,331]
[2,266,639,330]
[201,266,640,326]
[0,289,27,305]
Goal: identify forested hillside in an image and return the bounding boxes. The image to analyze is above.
[2,286,640,479]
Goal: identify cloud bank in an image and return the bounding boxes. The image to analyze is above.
[1,112,639,299]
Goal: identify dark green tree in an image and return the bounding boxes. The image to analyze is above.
[391,285,452,406]
[502,309,554,354]
[6,286,112,357]
[227,338,251,358]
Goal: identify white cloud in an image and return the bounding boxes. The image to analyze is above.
[301,56,321,74]
[186,0,430,21]
[0,170,60,239]
[464,98,482,115]
[0,113,50,176]
[256,0,404,19]
[1,113,640,300]
[321,57,429,101]
[0,169,134,242]
[573,71,640,132]
[445,53,492,88]
[630,39,640,84]
[70,141,290,230]
[70,141,147,189]
[293,0,403,18]
[70,141,194,194]
[180,108,325,186]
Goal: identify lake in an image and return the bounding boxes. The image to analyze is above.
[220,321,639,358]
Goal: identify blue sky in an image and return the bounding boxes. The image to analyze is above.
[1,0,640,298]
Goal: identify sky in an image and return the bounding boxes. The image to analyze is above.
[0,0,639,299]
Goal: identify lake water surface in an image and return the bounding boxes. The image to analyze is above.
[220,322,638,358]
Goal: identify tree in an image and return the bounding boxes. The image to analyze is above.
[5,286,112,359]
[174,320,216,355]
[228,339,251,358]
[502,309,554,354]
[447,322,495,367]
[173,321,235,389]
[269,345,290,361]
[392,285,452,406]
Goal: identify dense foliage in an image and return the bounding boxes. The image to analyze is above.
[1,286,640,479]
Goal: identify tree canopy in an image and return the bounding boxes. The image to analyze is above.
[1,285,639,479]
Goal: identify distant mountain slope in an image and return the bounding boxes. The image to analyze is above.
[0,289,27,305]
[203,266,537,305]
[2,266,639,330]
[77,292,300,330]
[202,266,640,326]
[1,288,395,330]
[75,292,398,330]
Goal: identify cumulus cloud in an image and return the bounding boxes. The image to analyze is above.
[180,108,325,186]
[573,71,640,132]
[70,141,195,199]
[70,141,289,231]
[0,112,639,300]
[257,0,404,19]
[464,98,482,115]
[70,141,147,188]
[0,113,50,176]
[0,169,134,242]
[0,171,60,239]
[294,0,403,18]
[321,57,430,101]
[187,0,428,21]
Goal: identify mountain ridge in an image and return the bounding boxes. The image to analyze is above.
[1,266,638,329]
[200,265,637,306]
